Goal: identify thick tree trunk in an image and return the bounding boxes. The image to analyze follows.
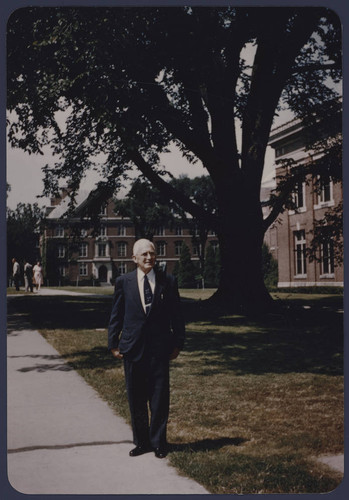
[208,177,274,315]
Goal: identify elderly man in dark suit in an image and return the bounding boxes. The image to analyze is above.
[108,239,185,459]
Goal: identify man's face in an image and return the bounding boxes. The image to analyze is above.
[133,242,156,274]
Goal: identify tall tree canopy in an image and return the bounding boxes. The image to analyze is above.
[7,6,342,312]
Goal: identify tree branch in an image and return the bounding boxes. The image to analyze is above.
[145,82,216,167]
[291,62,341,75]
[127,149,218,228]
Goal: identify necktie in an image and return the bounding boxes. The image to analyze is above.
[143,274,153,314]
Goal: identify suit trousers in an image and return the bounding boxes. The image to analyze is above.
[124,352,170,449]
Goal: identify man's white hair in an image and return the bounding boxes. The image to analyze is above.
[132,238,156,256]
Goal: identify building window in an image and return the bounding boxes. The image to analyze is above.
[98,243,107,257]
[316,175,333,206]
[321,239,335,276]
[292,181,305,210]
[80,228,87,237]
[211,241,219,253]
[155,226,165,236]
[118,224,126,236]
[58,265,66,277]
[100,203,107,215]
[294,230,307,276]
[175,227,183,236]
[210,230,217,236]
[55,225,64,237]
[79,262,88,276]
[157,241,166,257]
[118,262,127,275]
[118,242,127,257]
[79,243,88,257]
[175,241,183,256]
[192,243,200,256]
[100,225,107,237]
[58,245,65,258]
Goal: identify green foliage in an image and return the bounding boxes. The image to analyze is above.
[307,200,343,265]
[6,202,43,278]
[262,243,278,289]
[203,244,221,288]
[177,243,196,288]
[113,177,175,239]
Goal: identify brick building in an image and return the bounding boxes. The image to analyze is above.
[41,187,218,286]
[264,118,343,288]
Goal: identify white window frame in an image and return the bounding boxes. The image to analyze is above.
[314,175,334,209]
[157,241,166,257]
[58,244,65,258]
[118,262,127,275]
[118,242,127,257]
[118,224,126,236]
[100,225,107,237]
[192,243,200,256]
[56,225,64,237]
[294,230,307,277]
[79,262,88,276]
[290,181,306,213]
[100,203,107,215]
[320,239,335,277]
[58,265,66,277]
[211,241,219,253]
[175,227,183,236]
[175,241,183,256]
[156,226,165,236]
[79,242,88,257]
[98,243,107,257]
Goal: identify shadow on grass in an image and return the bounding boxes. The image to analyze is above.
[7,294,343,377]
[7,295,113,330]
[169,436,247,453]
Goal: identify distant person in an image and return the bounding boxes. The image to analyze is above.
[33,261,44,292]
[12,258,20,291]
[108,239,185,459]
[23,260,34,292]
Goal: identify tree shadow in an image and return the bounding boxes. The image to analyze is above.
[18,362,75,373]
[7,295,113,330]
[180,298,343,377]
[169,436,247,453]
[7,294,343,377]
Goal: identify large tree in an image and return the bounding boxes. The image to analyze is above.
[7,6,341,312]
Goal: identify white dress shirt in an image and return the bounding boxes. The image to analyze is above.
[137,268,156,313]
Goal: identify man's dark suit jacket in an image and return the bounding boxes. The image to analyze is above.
[108,269,185,362]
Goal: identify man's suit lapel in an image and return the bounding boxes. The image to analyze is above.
[127,270,144,314]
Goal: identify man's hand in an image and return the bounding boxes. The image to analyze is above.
[169,347,180,360]
[111,348,124,359]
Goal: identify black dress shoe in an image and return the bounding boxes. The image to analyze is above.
[129,445,151,457]
[154,447,167,459]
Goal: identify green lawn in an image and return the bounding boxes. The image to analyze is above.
[7,292,344,494]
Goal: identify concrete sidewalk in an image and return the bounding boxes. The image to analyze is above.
[7,305,209,495]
